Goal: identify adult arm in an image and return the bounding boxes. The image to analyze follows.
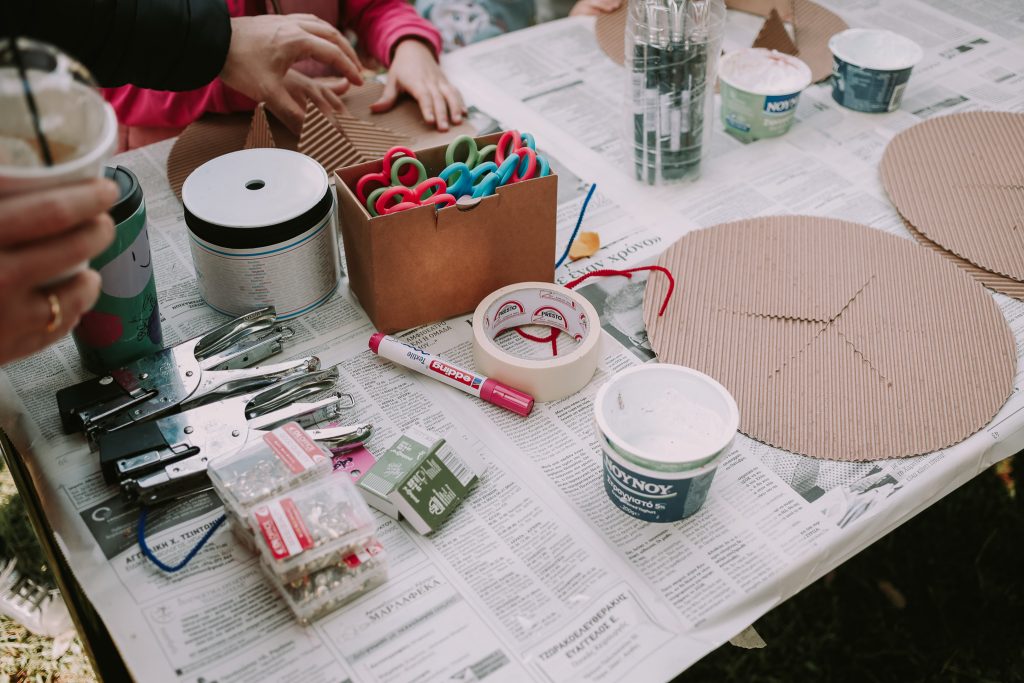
[6,0,232,91]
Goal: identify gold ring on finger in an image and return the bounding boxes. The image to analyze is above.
[45,293,63,334]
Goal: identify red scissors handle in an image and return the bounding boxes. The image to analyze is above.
[511,148,538,182]
[495,130,524,165]
[357,146,420,202]
[376,186,414,215]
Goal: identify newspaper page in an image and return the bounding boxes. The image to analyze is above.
[2,2,1024,681]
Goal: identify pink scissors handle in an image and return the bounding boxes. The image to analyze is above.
[376,186,414,215]
[356,146,417,202]
[495,130,524,165]
[422,192,457,209]
[383,146,419,185]
[414,177,448,201]
[511,148,538,182]
[382,201,420,215]
[356,172,389,204]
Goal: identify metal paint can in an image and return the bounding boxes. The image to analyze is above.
[72,165,162,373]
[594,364,739,523]
[182,149,340,319]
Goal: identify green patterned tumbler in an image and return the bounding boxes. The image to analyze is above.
[72,165,162,373]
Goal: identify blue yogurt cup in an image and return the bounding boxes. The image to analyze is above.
[594,364,740,523]
[829,29,923,113]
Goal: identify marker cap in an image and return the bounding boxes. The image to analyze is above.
[368,332,385,353]
[480,378,534,417]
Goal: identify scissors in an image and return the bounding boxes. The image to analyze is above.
[372,178,456,216]
[494,130,537,164]
[355,146,423,203]
[445,134,498,170]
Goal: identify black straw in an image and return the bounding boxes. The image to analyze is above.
[10,36,53,166]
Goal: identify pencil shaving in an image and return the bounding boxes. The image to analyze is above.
[569,232,601,260]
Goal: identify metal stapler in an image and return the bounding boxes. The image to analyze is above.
[56,307,305,443]
[94,367,369,503]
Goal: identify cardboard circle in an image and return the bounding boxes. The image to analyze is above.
[642,215,1016,461]
[167,113,256,200]
[901,214,1024,300]
[881,111,1024,282]
[595,0,847,83]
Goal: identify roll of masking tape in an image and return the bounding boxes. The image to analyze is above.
[472,282,601,402]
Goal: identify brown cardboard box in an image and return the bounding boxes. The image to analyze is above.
[334,134,557,333]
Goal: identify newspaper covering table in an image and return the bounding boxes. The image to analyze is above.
[2,1,1024,681]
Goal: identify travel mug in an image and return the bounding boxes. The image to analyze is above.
[72,165,163,372]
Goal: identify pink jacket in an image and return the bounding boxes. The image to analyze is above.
[102,0,442,128]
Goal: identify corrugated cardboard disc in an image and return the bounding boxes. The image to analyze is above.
[595,0,846,82]
[882,111,1024,282]
[642,215,1016,461]
[901,214,1024,300]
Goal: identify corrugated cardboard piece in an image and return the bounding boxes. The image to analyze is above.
[166,82,473,199]
[335,133,558,333]
[902,217,1024,300]
[881,111,1024,284]
[595,0,846,82]
[298,100,364,174]
[642,215,1016,461]
[753,9,797,55]
[244,103,276,150]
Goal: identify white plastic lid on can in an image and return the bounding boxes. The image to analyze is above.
[182,148,329,230]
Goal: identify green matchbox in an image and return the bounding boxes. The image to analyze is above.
[358,426,479,535]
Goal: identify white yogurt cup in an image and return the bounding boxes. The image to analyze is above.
[594,364,739,523]
[719,48,813,142]
[829,29,923,113]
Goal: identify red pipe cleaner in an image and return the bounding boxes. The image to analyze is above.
[564,265,675,316]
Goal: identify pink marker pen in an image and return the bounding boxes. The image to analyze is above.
[369,333,534,417]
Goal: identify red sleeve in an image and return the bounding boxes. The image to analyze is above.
[102,82,255,128]
[343,0,443,66]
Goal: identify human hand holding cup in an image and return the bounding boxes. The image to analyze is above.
[0,39,119,364]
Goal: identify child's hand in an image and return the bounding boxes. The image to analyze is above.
[370,39,466,132]
[569,0,623,16]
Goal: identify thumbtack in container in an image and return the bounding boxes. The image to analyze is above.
[594,364,739,523]
[624,0,726,184]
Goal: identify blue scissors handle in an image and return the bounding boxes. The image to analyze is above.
[440,162,474,198]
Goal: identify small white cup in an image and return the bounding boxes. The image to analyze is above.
[0,42,119,283]
[595,364,739,523]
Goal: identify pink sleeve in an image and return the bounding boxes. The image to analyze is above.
[101,0,256,129]
[343,0,443,66]
[101,82,256,129]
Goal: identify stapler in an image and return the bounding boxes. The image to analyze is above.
[94,367,370,504]
[56,307,304,443]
